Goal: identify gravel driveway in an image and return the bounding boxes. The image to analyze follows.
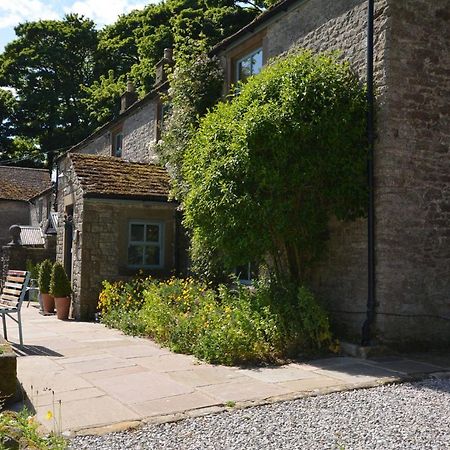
[71,377,450,450]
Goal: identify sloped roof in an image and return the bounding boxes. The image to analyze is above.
[0,166,51,201]
[69,153,171,201]
[19,226,45,246]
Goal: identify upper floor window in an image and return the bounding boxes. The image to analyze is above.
[236,48,263,83]
[112,132,123,157]
[128,221,164,268]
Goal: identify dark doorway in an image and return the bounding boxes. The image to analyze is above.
[64,206,74,281]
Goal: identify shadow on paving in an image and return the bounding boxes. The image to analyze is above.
[13,345,64,357]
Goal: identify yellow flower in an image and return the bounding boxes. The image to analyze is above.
[45,410,53,420]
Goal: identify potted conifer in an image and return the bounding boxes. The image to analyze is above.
[38,259,54,314]
[50,262,72,320]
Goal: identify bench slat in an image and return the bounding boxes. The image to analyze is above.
[7,270,27,276]
[0,298,19,307]
[6,276,26,283]
[1,293,20,302]
[3,288,21,297]
[4,282,23,290]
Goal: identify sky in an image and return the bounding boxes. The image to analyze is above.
[0,0,153,51]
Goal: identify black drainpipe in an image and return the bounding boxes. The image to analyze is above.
[361,0,376,346]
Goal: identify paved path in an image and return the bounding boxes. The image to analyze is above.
[6,305,450,435]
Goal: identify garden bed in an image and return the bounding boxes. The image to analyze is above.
[98,277,337,366]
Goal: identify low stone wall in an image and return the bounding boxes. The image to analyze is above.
[0,338,17,404]
[1,245,55,286]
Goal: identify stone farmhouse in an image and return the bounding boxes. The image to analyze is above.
[52,0,448,346]
[211,0,449,346]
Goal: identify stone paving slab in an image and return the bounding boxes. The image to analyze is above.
[4,305,449,435]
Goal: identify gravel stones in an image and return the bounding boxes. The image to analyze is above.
[71,378,450,450]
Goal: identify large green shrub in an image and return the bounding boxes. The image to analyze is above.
[98,277,334,365]
[49,263,71,298]
[38,259,53,294]
[183,50,368,282]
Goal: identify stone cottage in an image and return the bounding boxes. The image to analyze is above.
[0,166,53,246]
[55,61,183,320]
[211,0,449,346]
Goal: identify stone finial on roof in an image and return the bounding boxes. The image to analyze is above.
[7,225,21,246]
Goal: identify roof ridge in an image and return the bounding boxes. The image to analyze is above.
[69,153,166,169]
[0,165,49,173]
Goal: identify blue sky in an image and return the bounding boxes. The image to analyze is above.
[0,0,155,52]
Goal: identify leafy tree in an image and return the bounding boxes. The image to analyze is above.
[0,88,16,157]
[0,14,100,165]
[183,51,368,283]
[81,70,127,126]
[83,0,258,126]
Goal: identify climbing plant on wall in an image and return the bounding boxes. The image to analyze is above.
[156,36,224,199]
[183,50,368,283]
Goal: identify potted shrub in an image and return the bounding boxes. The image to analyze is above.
[50,262,72,320]
[38,259,54,314]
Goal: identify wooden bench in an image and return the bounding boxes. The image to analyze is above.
[0,270,31,346]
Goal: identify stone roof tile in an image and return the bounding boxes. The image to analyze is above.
[0,166,51,201]
[69,153,171,201]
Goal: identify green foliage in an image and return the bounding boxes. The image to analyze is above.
[4,136,45,168]
[98,277,152,335]
[0,88,16,156]
[38,259,53,294]
[81,71,127,127]
[0,408,66,449]
[0,14,100,164]
[25,259,40,281]
[157,38,224,198]
[99,276,334,365]
[82,0,258,126]
[49,263,71,298]
[183,50,368,282]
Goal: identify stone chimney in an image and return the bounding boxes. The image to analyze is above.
[154,48,174,87]
[120,78,138,114]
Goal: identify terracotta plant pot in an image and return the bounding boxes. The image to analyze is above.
[41,293,55,314]
[55,297,71,320]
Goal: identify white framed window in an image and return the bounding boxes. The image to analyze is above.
[112,132,123,157]
[128,221,164,268]
[236,48,263,83]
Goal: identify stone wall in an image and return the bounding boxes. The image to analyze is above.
[0,338,17,403]
[76,199,178,320]
[1,244,55,291]
[29,191,53,228]
[56,155,85,319]
[76,131,111,156]
[122,99,159,163]
[73,98,160,164]
[0,201,30,246]
[372,0,450,345]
